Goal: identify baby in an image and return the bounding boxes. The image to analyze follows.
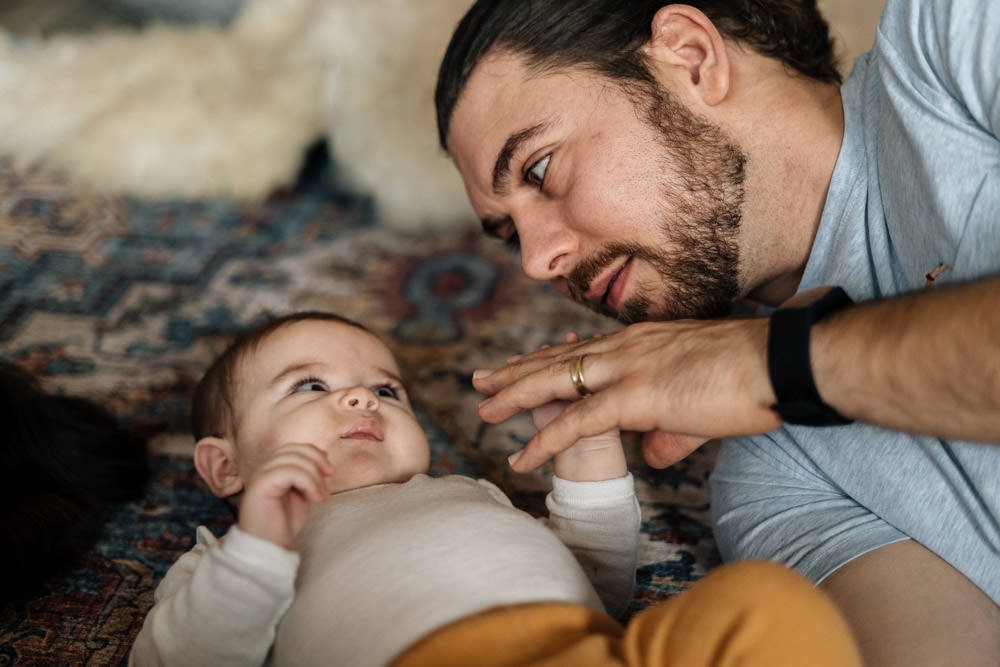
[129,311,640,666]
[129,310,862,666]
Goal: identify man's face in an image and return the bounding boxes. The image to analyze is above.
[230,320,430,495]
[448,53,746,322]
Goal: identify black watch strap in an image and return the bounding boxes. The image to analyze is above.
[767,287,854,426]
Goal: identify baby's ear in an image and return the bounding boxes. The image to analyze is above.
[194,436,245,498]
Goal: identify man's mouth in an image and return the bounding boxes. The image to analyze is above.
[341,419,384,442]
[585,256,633,311]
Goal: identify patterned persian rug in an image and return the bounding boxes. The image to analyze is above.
[0,157,720,664]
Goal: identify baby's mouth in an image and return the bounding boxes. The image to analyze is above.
[341,419,384,442]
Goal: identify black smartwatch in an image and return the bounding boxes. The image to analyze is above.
[767,287,854,426]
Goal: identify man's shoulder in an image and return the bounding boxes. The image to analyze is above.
[875,0,993,67]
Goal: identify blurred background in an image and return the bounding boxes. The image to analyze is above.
[0,0,887,73]
[0,0,242,32]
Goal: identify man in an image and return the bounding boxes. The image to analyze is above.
[435,0,1000,664]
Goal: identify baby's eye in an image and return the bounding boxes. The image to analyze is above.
[374,384,399,399]
[525,154,551,188]
[292,378,328,393]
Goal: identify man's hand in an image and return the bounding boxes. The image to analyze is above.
[474,318,781,472]
[528,399,627,480]
[640,431,711,469]
[238,442,334,550]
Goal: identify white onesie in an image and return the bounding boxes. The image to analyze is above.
[129,472,640,666]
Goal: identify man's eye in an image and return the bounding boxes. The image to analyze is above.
[292,378,328,393]
[374,384,399,399]
[525,154,551,188]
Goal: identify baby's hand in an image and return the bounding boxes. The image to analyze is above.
[528,400,626,482]
[238,442,334,550]
[504,331,625,480]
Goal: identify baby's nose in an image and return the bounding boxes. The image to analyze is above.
[340,386,378,411]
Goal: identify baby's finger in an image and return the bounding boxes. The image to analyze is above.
[530,400,570,430]
[507,339,554,364]
[268,442,334,476]
[508,340,567,365]
[251,463,330,503]
[255,448,334,493]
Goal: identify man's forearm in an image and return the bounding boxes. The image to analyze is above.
[811,276,1000,442]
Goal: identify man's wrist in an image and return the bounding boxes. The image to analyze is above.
[768,287,854,426]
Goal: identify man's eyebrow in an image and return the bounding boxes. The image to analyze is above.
[492,122,550,195]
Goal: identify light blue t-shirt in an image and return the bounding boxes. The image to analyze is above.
[711,0,1000,602]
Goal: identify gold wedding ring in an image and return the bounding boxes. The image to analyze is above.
[569,354,592,397]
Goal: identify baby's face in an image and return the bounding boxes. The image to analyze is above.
[230,319,430,494]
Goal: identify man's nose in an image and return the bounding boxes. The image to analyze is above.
[339,386,379,411]
[517,208,579,282]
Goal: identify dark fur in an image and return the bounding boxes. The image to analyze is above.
[0,361,150,598]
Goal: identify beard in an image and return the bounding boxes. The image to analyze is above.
[567,81,745,324]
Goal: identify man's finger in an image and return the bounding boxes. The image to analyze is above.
[641,431,710,468]
[472,360,553,396]
[473,338,601,394]
[478,357,586,423]
[509,392,622,472]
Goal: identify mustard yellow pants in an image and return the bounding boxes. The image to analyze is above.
[392,560,862,667]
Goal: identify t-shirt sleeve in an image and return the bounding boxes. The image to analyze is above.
[872,0,1000,283]
[544,474,641,618]
[129,525,299,667]
[879,0,1000,136]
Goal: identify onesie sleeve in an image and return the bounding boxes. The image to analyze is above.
[545,474,640,618]
[129,525,299,667]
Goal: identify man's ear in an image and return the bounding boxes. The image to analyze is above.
[194,436,245,498]
[644,4,730,106]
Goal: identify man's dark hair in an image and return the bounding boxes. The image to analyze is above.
[436,0,841,149]
[191,311,370,441]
